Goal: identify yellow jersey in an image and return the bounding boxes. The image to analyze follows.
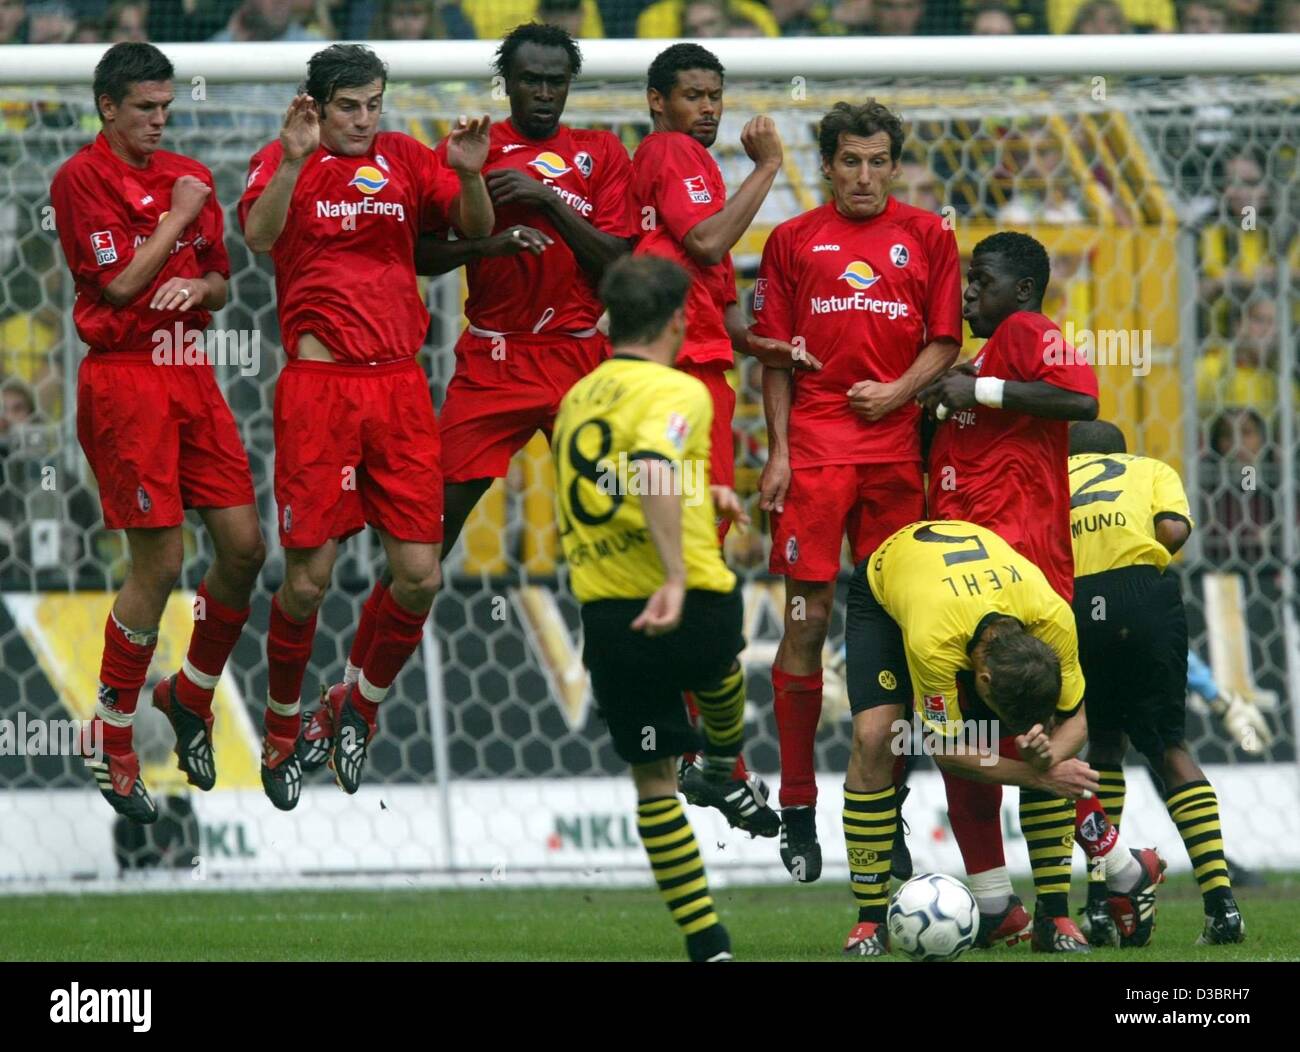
[1068,453,1194,578]
[554,356,736,603]
[867,520,1084,735]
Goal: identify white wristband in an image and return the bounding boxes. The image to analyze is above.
[974,377,1005,409]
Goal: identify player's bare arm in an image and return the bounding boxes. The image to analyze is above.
[445,114,494,238]
[848,336,959,421]
[103,174,211,306]
[917,373,1099,420]
[151,270,227,312]
[937,749,1100,798]
[710,484,751,532]
[485,167,631,280]
[413,225,553,276]
[680,117,782,267]
[759,366,793,513]
[732,307,822,370]
[1017,707,1088,771]
[633,474,687,637]
[244,94,318,254]
[1155,516,1191,554]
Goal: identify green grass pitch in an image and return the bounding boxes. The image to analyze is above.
[4,874,1298,962]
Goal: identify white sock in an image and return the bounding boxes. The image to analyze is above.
[969,866,1014,914]
[344,662,361,686]
[357,670,390,705]
[1106,837,1141,891]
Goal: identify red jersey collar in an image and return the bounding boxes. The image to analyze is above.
[93,130,154,173]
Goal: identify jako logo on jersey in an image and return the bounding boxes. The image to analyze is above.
[683,175,712,204]
[890,243,909,267]
[501,143,528,153]
[349,165,389,195]
[812,244,840,252]
[839,260,879,290]
[574,150,593,177]
[91,230,117,266]
[529,152,571,178]
[923,695,947,723]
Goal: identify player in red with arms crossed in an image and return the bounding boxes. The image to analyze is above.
[631,42,810,837]
[753,101,961,886]
[239,44,492,808]
[328,23,636,704]
[51,43,266,823]
[918,232,1150,954]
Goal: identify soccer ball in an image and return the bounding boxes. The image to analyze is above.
[887,873,979,961]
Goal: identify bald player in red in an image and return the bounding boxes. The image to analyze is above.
[753,100,962,882]
[239,44,492,809]
[918,231,1100,952]
[51,43,265,824]
[630,42,810,837]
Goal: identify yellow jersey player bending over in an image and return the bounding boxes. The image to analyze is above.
[842,519,1165,956]
[553,255,757,962]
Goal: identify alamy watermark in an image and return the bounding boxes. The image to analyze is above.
[152,323,261,376]
[595,453,707,508]
[890,713,999,766]
[0,713,101,760]
[1044,322,1151,377]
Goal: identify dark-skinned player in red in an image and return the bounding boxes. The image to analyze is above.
[917,231,1162,954]
[753,101,961,895]
[631,42,817,838]
[50,42,265,822]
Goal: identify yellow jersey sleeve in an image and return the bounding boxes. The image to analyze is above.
[630,379,712,466]
[910,649,964,737]
[1030,606,1085,720]
[1151,458,1194,530]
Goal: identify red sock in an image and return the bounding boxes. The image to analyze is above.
[175,582,249,718]
[97,612,158,755]
[1074,793,1120,858]
[265,595,316,739]
[773,666,823,808]
[942,766,1006,874]
[347,581,388,673]
[355,590,428,722]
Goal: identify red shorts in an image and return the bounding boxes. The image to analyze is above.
[76,353,254,530]
[769,461,925,581]
[676,360,735,489]
[273,358,442,549]
[439,329,608,483]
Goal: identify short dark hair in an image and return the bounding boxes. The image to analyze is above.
[973,231,1051,300]
[984,627,1061,734]
[93,42,174,120]
[1069,420,1127,455]
[494,21,583,81]
[600,256,691,347]
[817,99,905,165]
[303,44,388,108]
[647,42,724,99]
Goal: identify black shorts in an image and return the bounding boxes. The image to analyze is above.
[1072,564,1188,760]
[845,561,913,716]
[581,586,745,765]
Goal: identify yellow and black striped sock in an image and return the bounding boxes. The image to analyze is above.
[1167,780,1233,909]
[1097,765,1126,830]
[693,665,745,779]
[636,796,720,936]
[1020,791,1074,918]
[844,785,896,923]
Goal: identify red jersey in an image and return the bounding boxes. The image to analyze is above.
[238,132,459,363]
[432,120,634,334]
[50,133,230,356]
[751,198,961,469]
[928,311,1099,600]
[630,131,737,367]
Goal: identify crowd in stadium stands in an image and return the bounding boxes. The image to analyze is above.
[0,0,1296,42]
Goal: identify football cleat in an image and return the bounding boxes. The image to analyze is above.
[297,682,344,771]
[779,806,822,883]
[1108,847,1167,948]
[891,785,913,881]
[686,923,733,962]
[1080,855,1119,947]
[328,684,376,795]
[260,733,303,811]
[1197,898,1246,946]
[1032,914,1092,954]
[152,674,216,791]
[679,760,780,838]
[975,895,1032,949]
[86,750,158,824]
[843,921,889,957]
